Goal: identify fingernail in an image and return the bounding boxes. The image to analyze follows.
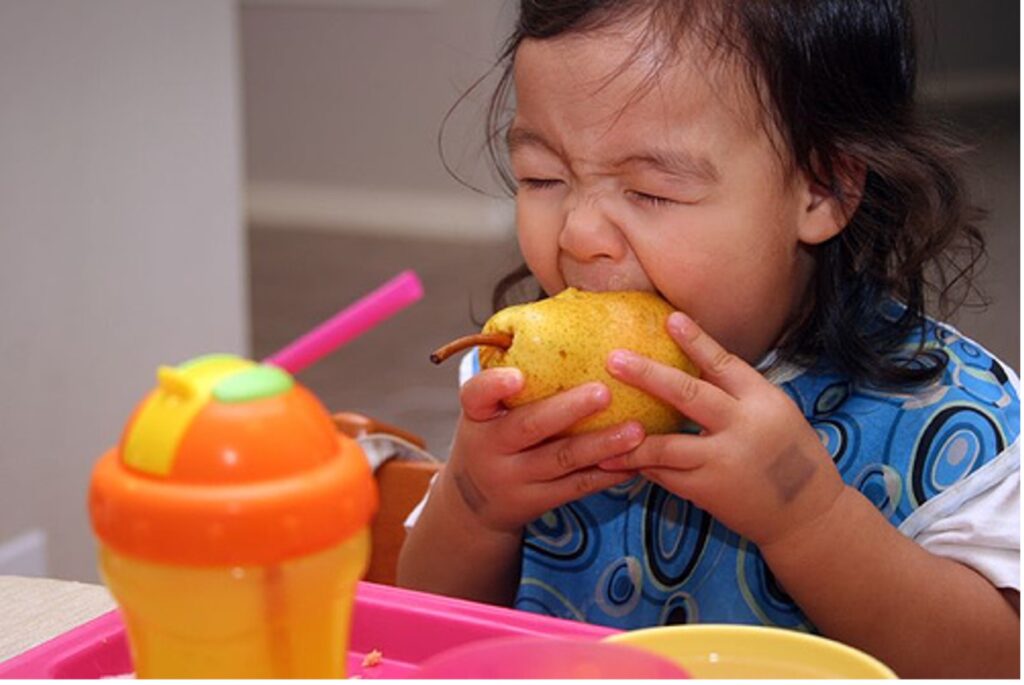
[589,382,610,403]
[668,312,694,337]
[615,422,644,445]
[607,349,634,373]
[502,367,524,390]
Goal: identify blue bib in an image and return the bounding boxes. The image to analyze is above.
[513,317,1020,631]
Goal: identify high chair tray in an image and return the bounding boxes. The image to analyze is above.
[0,580,617,678]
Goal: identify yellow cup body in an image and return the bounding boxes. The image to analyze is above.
[98,529,370,679]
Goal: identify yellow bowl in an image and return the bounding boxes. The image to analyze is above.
[604,625,897,679]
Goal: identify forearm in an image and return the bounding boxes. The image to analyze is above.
[396,466,523,606]
[760,486,1019,678]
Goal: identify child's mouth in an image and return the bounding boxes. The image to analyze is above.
[569,278,655,294]
[566,274,654,294]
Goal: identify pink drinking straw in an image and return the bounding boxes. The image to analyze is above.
[265,270,424,375]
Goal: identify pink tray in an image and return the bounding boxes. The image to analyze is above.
[0,581,617,679]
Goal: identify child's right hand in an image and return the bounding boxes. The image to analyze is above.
[441,366,644,534]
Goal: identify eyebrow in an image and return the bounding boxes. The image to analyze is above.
[506,127,558,156]
[506,126,719,184]
[611,148,720,184]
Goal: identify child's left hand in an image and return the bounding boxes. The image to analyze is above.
[600,311,846,549]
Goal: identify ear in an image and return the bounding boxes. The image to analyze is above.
[796,155,866,245]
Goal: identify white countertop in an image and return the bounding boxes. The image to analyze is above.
[0,575,116,663]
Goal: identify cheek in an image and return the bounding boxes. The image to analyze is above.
[627,209,798,346]
[515,201,563,293]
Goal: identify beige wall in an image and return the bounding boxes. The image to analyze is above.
[244,0,509,192]
[0,0,246,582]
[243,0,516,238]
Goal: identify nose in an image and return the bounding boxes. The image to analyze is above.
[558,191,627,263]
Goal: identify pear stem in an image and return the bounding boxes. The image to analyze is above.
[430,332,513,364]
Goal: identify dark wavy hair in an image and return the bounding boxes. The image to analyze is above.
[444,0,987,389]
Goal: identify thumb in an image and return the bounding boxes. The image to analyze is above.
[459,367,524,422]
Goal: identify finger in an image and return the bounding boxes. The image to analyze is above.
[666,312,762,397]
[459,367,524,422]
[494,382,611,451]
[640,467,717,509]
[524,421,646,481]
[529,466,637,507]
[597,433,710,472]
[607,349,734,432]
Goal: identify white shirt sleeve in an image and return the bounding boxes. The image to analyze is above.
[403,471,438,533]
[898,355,1021,591]
[899,437,1020,590]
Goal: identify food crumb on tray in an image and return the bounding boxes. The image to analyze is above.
[361,649,383,668]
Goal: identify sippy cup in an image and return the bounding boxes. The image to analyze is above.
[88,353,378,678]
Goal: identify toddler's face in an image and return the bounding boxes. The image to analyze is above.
[509,24,835,364]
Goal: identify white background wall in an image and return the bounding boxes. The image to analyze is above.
[0,1,246,581]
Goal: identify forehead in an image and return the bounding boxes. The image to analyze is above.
[511,24,764,155]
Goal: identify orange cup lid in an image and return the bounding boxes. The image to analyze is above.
[89,355,378,566]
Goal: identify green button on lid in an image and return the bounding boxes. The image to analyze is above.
[212,364,294,403]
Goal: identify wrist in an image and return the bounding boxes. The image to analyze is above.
[758,484,860,565]
[761,483,872,573]
[435,464,524,539]
[399,464,523,606]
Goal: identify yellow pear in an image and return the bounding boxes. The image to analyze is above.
[431,288,699,436]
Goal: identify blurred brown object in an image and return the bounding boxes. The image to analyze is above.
[333,411,428,449]
[333,412,440,586]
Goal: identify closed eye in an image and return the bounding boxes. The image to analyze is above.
[518,178,563,190]
[627,190,678,207]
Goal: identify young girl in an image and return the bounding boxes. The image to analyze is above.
[397,0,1019,677]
